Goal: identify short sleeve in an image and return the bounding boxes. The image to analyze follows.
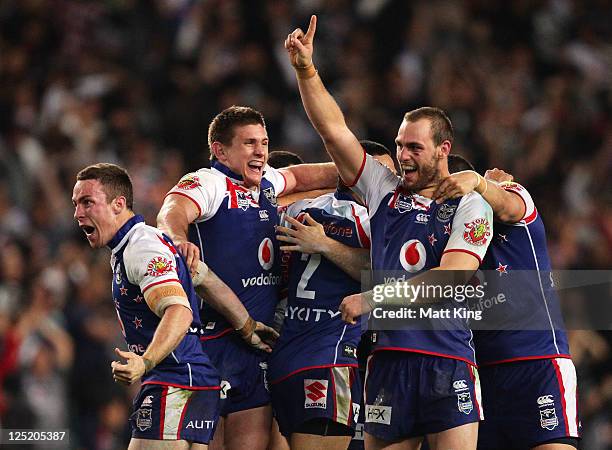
[443,192,494,264]
[264,165,287,196]
[124,231,181,294]
[498,181,537,223]
[353,155,400,216]
[166,170,224,221]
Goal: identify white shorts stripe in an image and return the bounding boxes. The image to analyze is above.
[332,367,352,425]
[554,358,579,437]
[471,365,484,420]
[163,386,194,439]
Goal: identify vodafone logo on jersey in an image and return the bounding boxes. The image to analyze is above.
[258,237,274,270]
[399,239,426,272]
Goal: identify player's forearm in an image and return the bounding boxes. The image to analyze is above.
[194,269,249,330]
[296,74,363,184]
[321,241,369,282]
[477,180,524,223]
[366,268,477,308]
[297,73,347,142]
[283,163,337,194]
[142,304,192,371]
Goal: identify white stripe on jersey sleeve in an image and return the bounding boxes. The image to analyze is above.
[123,226,181,293]
[167,169,226,222]
[264,164,287,196]
[444,192,494,264]
[353,155,399,217]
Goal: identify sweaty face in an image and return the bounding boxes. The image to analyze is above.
[72,179,118,248]
[219,124,269,189]
[395,119,442,191]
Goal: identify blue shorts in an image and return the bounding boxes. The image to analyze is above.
[202,333,270,416]
[130,383,220,444]
[364,351,482,441]
[478,358,580,449]
[270,366,361,438]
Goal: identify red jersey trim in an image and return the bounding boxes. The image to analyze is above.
[344,150,367,188]
[142,278,181,293]
[199,327,233,341]
[270,363,359,385]
[351,204,370,249]
[372,347,476,367]
[165,191,202,218]
[159,385,168,439]
[523,206,538,225]
[442,248,482,264]
[156,236,177,254]
[478,354,572,367]
[142,381,221,391]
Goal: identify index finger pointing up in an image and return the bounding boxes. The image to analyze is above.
[304,15,317,42]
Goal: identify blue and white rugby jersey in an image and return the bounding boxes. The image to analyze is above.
[109,215,219,389]
[474,182,570,366]
[351,153,493,366]
[166,162,285,340]
[269,190,370,383]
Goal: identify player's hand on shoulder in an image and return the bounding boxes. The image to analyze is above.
[111,348,146,385]
[175,242,201,276]
[484,168,513,183]
[434,170,481,204]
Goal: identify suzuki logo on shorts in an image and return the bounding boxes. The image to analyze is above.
[258,237,274,270]
[399,239,426,272]
[537,395,554,406]
[304,379,328,409]
[453,380,468,391]
[365,405,392,425]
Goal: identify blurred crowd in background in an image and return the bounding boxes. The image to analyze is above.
[0,0,610,449]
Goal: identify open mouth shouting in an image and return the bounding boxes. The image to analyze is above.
[246,160,264,179]
[80,223,97,244]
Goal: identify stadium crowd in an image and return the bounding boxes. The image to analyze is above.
[0,1,610,449]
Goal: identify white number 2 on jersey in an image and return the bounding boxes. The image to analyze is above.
[296,253,321,299]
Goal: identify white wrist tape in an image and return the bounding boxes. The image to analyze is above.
[192,260,209,287]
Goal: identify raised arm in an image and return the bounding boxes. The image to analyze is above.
[285,15,364,186]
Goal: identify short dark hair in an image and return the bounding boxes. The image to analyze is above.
[208,106,266,161]
[268,150,304,169]
[359,139,400,173]
[404,107,454,147]
[448,154,475,173]
[76,163,134,209]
